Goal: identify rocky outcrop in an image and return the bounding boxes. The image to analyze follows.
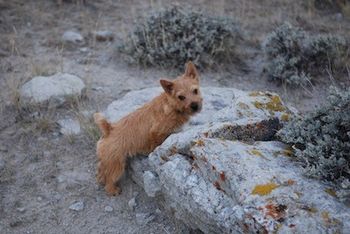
[19,73,85,107]
[104,87,350,233]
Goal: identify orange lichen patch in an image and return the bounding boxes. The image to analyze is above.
[252,183,279,196]
[238,102,250,110]
[195,139,205,146]
[219,171,226,181]
[213,181,225,192]
[285,179,296,186]
[281,113,290,121]
[259,203,287,222]
[325,188,337,197]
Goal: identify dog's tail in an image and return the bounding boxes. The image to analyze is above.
[93,112,112,137]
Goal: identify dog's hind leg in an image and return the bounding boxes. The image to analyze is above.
[104,155,126,196]
[96,160,106,185]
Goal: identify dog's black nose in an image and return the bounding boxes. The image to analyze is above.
[190,102,199,112]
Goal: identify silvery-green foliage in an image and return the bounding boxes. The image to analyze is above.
[306,35,348,72]
[278,87,350,199]
[118,7,242,68]
[263,22,348,86]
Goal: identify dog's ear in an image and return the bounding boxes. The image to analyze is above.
[160,79,174,94]
[184,61,199,81]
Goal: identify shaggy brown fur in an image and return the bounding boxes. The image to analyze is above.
[94,62,202,196]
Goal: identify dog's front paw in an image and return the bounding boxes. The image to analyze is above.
[105,185,121,196]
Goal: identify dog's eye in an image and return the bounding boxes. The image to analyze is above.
[193,89,198,95]
[178,95,186,101]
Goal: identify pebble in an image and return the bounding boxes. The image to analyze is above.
[17,207,26,213]
[69,201,84,211]
[104,206,113,212]
[79,47,89,53]
[128,197,137,210]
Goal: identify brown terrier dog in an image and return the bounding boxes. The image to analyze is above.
[94,62,202,196]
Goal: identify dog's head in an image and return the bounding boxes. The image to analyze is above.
[160,61,203,115]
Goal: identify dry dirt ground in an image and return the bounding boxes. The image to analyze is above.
[0,0,349,233]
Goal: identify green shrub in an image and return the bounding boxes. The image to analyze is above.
[118,6,242,68]
[263,22,348,86]
[278,87,350,199]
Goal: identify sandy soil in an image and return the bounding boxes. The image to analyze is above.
[0,0,349,233]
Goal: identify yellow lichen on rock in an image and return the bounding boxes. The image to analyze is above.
[252,95,286,114]
[249,149,263,157]
[325,188,337,197]
[281,113,289,121]
[252,182,279,196]
[266,95,286,112]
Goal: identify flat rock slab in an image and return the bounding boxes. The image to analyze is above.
[104,87,349,233]
[20,73,85,106]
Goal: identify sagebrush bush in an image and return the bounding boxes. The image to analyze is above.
[263,22,348,86]
[118,7,242,68]
[278,87,350,199]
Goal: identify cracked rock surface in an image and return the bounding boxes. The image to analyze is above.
[105,87,349,233]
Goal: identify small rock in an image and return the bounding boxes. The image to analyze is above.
[128,197,137,210]
[62,31,84,44]
[104,206,113,212]
[57,175,65,183]
[79,47,89,53]
[143,171,161,197]
[69,201,84,211]
[37,196,43,201]
[135,212,155,225]
[334,13,343,21]
[58,118,81,135]
[16,207,25,213]
[94,30,114,42]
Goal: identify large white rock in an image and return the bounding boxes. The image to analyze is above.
[20,73,85,106]
[103,87,349,233]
